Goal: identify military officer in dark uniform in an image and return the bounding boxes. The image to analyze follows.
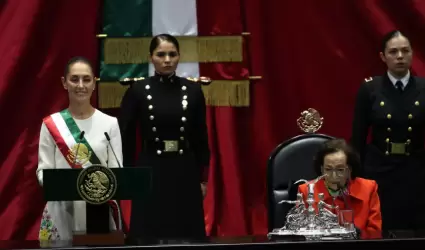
[119,34,210,241]
[351,30,425,234]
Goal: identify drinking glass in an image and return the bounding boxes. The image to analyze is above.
[339,210,354,231]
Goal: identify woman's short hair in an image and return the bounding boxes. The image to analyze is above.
[313,139,361,180]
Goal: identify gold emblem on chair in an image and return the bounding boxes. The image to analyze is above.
[77,164,117,205]
[297,108,323,133]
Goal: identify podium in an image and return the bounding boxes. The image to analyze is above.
[43,165,151,246]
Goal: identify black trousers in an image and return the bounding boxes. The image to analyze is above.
[128,151,206,241]
[364,146,425,233]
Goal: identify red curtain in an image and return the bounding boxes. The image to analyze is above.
[197,0,268,236]
[2,0,425,240]
[199,0,425,236]
[0,0,101,240]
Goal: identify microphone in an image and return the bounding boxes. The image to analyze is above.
[337,181,358,235]
[338,182,352,211]
[72,131,85,168]
[104,132,123,168]
[104,132,124,232]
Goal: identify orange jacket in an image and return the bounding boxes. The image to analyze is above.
[298,177,382,239]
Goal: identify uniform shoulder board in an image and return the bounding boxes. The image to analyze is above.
[186,77,197,82]
[186,76,212,86]
[119,77,145,86]
[364,77,373,83]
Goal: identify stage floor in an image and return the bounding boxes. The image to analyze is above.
[2,235,425,249]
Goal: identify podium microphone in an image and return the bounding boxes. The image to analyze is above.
[104,132,125,232]
[73,131,85,168]
[104,132,123,168]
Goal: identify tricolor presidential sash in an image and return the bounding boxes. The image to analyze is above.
[43,109,101,168]
[43,109,123,230]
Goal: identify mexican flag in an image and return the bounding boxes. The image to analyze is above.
[98,0,249,109]
[97,0,255,236]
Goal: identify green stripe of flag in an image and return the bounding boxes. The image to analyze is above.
[100,0,152,81]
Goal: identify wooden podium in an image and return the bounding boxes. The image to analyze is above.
[43,166,151,246]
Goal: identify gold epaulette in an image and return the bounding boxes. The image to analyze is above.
[186,76,212,86]
[121,77,145,82]
[119,77,145,86]
[364,77,373,82]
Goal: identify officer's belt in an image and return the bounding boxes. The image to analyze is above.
[143,139,191,152]
[387,142,410,155]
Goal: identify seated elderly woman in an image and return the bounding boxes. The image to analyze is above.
[298,139,382,239]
